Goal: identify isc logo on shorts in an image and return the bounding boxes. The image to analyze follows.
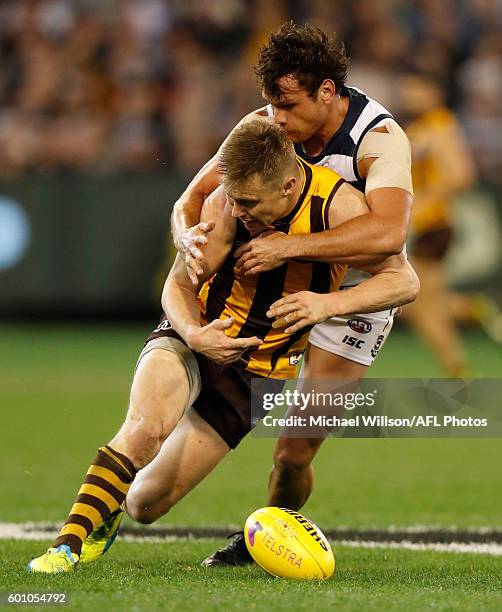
[348,318,372,334]
[342,335,365,349]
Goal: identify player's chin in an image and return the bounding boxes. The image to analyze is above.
[242,221,263,234]
[284,130,301,143]
[284,128,311,143]
[241,222,254,233]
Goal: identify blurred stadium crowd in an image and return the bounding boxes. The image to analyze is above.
[0,0,500,181]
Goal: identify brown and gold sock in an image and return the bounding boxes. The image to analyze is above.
[53,446,136,556]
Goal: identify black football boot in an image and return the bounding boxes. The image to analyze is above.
[201,531,253,567]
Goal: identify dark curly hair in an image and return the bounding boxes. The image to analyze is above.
[255,21,349,99]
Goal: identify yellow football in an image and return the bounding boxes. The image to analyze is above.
[244,507,335,580]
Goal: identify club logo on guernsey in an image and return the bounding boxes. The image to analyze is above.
[289,352,302,366]
[279,508,329,552]
[348,318,372,334]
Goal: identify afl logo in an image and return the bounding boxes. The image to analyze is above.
[348,318,372,334]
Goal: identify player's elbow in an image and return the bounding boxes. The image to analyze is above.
[402,265,420,305]
[383,225,408,256]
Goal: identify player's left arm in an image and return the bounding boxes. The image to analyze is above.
[235,121,413,274]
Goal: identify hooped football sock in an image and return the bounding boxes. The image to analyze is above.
[53,446,136,556]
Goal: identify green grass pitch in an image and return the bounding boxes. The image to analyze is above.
[1,324,501,610]
[1,540,502,611]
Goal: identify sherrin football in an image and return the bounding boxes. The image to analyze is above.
[244,507,335,579]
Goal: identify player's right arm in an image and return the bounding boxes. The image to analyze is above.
[171,107,269,283]
[268,182,419,334]
[163,188,263,364]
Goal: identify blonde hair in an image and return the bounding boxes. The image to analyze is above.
[218,119,296,188]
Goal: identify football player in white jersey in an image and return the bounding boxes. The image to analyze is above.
[176,22,415,566]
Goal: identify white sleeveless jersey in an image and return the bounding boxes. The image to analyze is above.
[268,86,396,287]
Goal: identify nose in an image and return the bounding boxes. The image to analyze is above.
[231,202,244,219]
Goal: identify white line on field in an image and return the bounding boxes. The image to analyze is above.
[337,540,502,556]
[2,523,502,556]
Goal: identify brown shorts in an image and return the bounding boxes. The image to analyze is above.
[145,320,285,449]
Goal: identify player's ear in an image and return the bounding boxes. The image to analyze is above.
[282,175,296,196]
[319,79,335,103]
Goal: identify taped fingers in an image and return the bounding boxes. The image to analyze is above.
[272,310,301,330]
[267,302,298,320]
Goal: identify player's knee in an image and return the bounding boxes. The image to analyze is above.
[129,409,166,441]
[127,485,172,524]
[128,504,158,525]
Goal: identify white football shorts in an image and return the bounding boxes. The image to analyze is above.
[308,308,395,366]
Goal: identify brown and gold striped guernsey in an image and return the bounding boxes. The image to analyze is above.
[198,158,347,379]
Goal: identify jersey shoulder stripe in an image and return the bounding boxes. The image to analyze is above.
[348,87,393,143]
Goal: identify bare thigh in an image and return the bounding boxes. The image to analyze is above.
[109,348,191,468]
[126,406,230,523]
[302,343,369,379]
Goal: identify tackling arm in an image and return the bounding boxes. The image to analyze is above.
[170,107,269,282]
[324,252,419,317]
[268,251,419,335]
[163,188,233,340]
[267,180,419,334]
[235,121,414,274]
[275,190,412,266]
